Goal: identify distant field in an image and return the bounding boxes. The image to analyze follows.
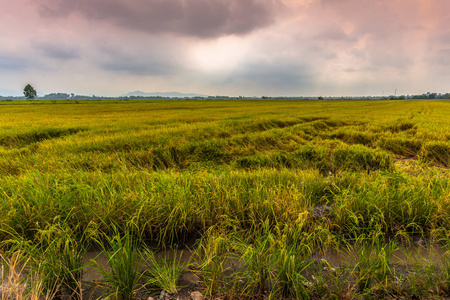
[1,99,450,299]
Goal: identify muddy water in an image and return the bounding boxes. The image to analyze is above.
[1,243,447,292]
[82,249,193,281]
[317,244,446,268]
[82,243,447,282]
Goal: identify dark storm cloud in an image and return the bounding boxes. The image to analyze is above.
[33,43,80,60]
[39,0,282,38]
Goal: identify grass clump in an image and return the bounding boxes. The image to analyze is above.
[329,127,376,146]
[92,226,142,300]
[273,227,312,299]
[192,228,237,297]
[419,141,450,167]
[377,137,422,157]
[351,236,397,294]
[236,143,392,174]
[3,221,89,300]
[237,228,276,295]
[385,120,416,133]
[141,248,186,294]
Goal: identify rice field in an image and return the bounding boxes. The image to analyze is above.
[1,99,450,299]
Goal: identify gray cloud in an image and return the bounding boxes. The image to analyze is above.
[223,60,315,95]
[40,0,282,38]
[0,55,28,71]
[33,42,80,60]
[94,47,180,76]
[428,49,450,66]
[426,17,450,67]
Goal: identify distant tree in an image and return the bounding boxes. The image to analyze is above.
[318,96,324,100]
[23,84,37,100]
[43,93,70,99]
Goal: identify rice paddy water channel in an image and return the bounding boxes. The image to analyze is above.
[1,243,448,299]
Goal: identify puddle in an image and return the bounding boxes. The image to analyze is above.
[315,243,446,268]
[82,249,193,282]
[2,244,445,282]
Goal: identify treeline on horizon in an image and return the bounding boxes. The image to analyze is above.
[1,91,450,101]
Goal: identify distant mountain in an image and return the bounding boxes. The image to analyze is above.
[123,91,208,98]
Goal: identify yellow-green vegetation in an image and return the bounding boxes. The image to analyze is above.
[1,99,450,299]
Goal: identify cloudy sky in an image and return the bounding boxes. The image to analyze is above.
[1,0,450,97]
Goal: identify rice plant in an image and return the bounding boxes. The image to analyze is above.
[235,222,277,296]
[141,247,186,294]
[192,229,232,296]
[351,234,397,294]
[273,231,312,299]
[1,249,30,300]
[92,226,142,300]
